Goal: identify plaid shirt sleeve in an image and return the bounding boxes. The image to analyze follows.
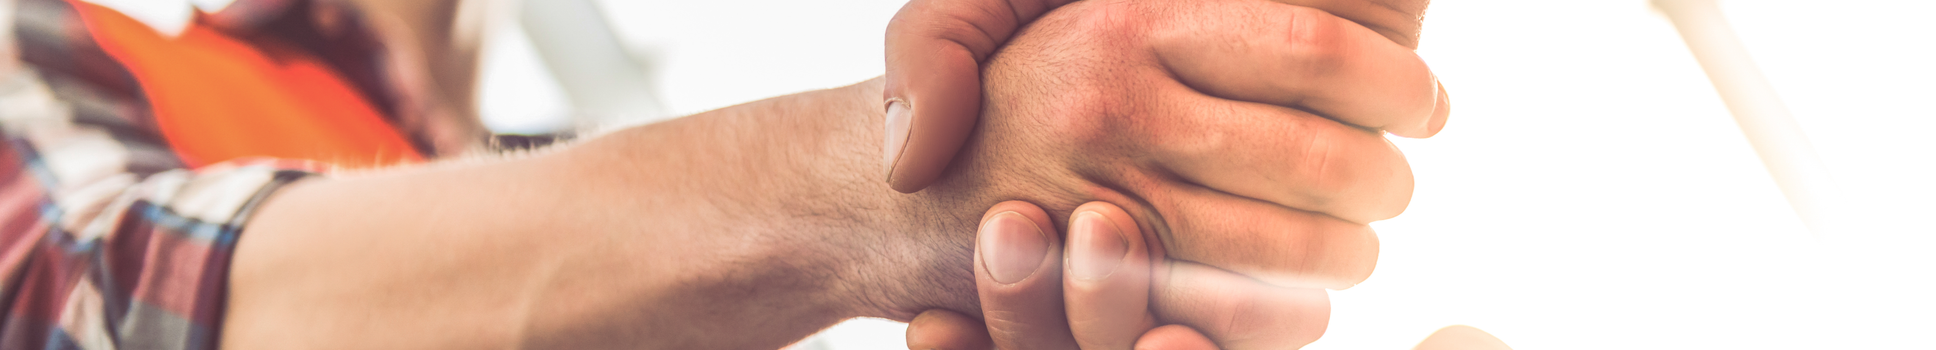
[1,70,319,350]
[2,0,466,347]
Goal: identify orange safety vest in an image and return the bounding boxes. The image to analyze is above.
[69,0,423,169]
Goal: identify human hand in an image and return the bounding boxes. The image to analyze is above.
[879,0,1439,310]
[905,201,1332,349]
[903,203,1516,350]
[865,0,1447,336]
[904,201,1513,350]
[883,0,1446,346]
[882,0,1443,192]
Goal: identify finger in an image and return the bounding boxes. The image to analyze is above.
[1424,80,1451,137]
[1148,184,1378,289]
[1134,325,1220,350]
[1150,260,1331,350]
[1412,325,1513,350]
[1266,0,1431,49]
[1145,86,1414,224]
[907,309,994,350]
[973,201,1079,349]
[1064,202,1159,349]
[881,0,1075,193]
[1149,1,1439,137]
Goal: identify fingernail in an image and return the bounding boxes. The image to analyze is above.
[1427,80,1450,136]
[1068,211,1127,281]
[979,211,1048,285]
[882,100,913,180]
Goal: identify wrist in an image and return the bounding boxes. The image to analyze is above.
[530,77,937,345]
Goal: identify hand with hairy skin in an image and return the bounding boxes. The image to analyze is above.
[222,0,1446,348]
[881,0,1444,193]
[890,0,1448,348]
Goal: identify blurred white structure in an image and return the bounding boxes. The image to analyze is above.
[479,0,671,135]
[519,0,667,129]
[33,0,1927,349]
[562,1,1933,349]
[1652,0,1844,236]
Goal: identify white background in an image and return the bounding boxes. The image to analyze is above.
[482,0,1936,348]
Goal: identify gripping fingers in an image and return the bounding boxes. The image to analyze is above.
[1150,88,1415,224]
[905,200,1082,350]
[881,0,1074,193]
[972,201,1080,349]
[1151,260,1332,349]
[1150,0,1439,137]
[1152,184,1379,289]
[1263,0,1431,49]
[1064,203,1159,350]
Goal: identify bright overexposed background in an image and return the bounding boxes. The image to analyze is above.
[41,0,1932,348]
[487,0,1936,349]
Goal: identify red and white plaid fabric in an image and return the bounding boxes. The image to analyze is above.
[1,0,405,348]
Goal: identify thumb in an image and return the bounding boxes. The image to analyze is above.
[1063,202,1159,349]
[906,199,1075,350]
[881,0,1073,193]
[973,201,1080,349]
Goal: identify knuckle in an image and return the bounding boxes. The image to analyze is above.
[1281,6,1349,74]
[1209,287,1326,348]
[1282,216,1327,276]
[1200,284,1261,336]
[1294,123,1347,209]
[1293,122,1414,223]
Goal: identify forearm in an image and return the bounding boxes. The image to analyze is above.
[225,78,963,349]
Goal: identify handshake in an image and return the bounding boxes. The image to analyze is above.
[877,0,1465,348]
[207,0,1506,349]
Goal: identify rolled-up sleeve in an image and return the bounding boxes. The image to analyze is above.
[2,73,318,350]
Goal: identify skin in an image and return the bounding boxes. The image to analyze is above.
[900,0,1448,348]
[924,202,1521,350]
[882,0,1445,192]
[205,0,1454,349]
[1412,326,1514,350]
[231,79,921,349]
[224,0,1431,348]
[893,0,1453,348]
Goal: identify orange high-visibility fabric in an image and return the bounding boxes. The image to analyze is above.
[71,1,423,169]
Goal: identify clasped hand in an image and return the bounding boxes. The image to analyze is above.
[882,0,1447,348]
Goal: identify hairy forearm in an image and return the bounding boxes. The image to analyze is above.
[226,78,970,349]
